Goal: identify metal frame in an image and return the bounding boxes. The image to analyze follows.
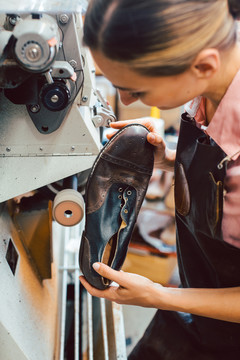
[58,222,127,360]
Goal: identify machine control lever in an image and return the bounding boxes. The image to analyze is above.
[92,89,116,128]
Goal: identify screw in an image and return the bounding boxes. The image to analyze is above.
[29,104,40,113]
[39,147,43,151]
[82,96,88,102]
[59,14,69,24]
[69,59,77,69]
[25,44,42,62]
[71,146,75,151]
[6,147,11,152]
[9,16,17,26]
[51,95,59,103]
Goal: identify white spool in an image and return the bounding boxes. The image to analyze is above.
[52,189,85,226]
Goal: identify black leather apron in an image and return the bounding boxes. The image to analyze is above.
[129,113,240,360]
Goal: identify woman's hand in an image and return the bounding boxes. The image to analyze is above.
[109,119,176,171]
[79,262,164,308]
[80,262,240,323]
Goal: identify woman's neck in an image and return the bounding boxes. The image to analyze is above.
[205,43,240,123]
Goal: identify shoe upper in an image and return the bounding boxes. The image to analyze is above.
[79,124,154,289]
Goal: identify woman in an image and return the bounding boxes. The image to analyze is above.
[80,1,240,359]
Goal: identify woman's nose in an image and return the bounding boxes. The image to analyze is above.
[118,90,138,106]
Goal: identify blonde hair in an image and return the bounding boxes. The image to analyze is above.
[84,0,238,76]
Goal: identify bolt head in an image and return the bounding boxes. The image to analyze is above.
[29,104,40,113]
[51,95,59,103]
[9,16,17,26]
[25,43,42,62]
[59,14,69,24]
[82,96,88,103]
[69,59,77,69]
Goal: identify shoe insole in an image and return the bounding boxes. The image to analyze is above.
[101,219,127,285]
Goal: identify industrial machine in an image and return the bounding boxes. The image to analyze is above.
[0,2,126,359]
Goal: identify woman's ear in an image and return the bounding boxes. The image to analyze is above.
[191,49,220,79]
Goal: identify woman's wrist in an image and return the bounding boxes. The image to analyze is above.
[150,284,190,312]
[148,283,174,310]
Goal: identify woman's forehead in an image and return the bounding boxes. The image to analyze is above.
[91,50,157,88]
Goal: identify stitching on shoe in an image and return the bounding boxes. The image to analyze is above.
[101,152,153,175]
[86,178,147,214]
[88,124,150,184]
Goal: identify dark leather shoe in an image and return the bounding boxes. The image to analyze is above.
[79,124,154,289]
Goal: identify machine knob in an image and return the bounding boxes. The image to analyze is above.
[41,82,70,111]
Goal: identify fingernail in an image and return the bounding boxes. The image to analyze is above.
[93,262,100,271]
[149,134,155,142]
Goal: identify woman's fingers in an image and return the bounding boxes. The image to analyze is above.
[147,132,165,147]
[79,263,126,293]
[110,118,156,133]
[109,118,169,168]
[79,263,127,300]
[106,131,117,140]
[110,119,142,129]
[79,275,122,301]
[79,263,163,307]
[110,119,165,147]
[107,118,154,139]
[92,262,127,286]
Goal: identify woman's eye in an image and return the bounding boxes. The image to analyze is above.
[130,92,144,98]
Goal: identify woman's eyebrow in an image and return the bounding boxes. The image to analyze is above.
[112,84,138,91]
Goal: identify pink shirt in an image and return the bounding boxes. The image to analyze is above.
[185,69,240,249]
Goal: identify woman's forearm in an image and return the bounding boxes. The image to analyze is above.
[80,263,240,324]
[153,285,240,323]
